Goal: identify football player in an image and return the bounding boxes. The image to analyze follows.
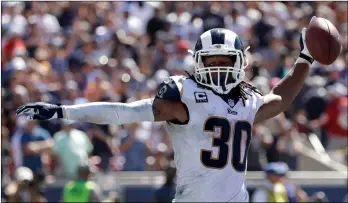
[17,22,315,201]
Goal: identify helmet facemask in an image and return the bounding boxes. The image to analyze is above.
[193,45,249,95]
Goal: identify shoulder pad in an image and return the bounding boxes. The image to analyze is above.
[155,76,186,102]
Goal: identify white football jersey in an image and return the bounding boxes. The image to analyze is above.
[162,76,264,202]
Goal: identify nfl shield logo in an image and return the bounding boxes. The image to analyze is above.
[228,99,235,107]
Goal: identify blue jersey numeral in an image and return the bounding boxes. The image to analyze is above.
[200,117,252,172]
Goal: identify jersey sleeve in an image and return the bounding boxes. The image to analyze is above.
[155,76,188,125]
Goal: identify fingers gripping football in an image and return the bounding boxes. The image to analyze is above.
[300,28,312,58]
[298,16,317,64]
[299,28,314,64]
[16,102,63,121]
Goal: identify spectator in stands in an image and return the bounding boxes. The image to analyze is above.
[167,40,194,75]
[28,2,61,34]
[89,124,116,172]
[251,162,291,202]
[253,162,311,202]
[4,167,46,202]
[2,126,11,182]
[11,118,25,169]
[200,3,225,32]
[301,75,328,122]
[224,7,251,40]
[153,165,176,203]
[310,83,348,164]
[277,163,309,202]
[260,78,302,169]
[263,112,293,162]
[146,3,168,47]
[251,9,274,51]
[247,124,272,171]
[325,65,344,88]
[62,162,102,202]
[53,120,93,178]
[119,123,147,171]
[15,117,53,175]
[2,29,27,64]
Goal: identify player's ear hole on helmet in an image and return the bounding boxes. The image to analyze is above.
[202,55,237,67]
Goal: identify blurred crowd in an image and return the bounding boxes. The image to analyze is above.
[1,1,347,189]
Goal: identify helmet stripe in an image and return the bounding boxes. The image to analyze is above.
[195,37,203,51]
[234,37,244,51]
[210,29,225,45]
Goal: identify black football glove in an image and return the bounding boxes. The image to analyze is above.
[16,102,64,121]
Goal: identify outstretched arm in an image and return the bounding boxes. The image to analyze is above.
[255,27,314,123]
[63,99,155,124]
[63,97,187,124]
[16,98,185,124]
[16,99,156,125]
[16,79,188,124]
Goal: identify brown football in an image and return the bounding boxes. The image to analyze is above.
[305,17,342,65]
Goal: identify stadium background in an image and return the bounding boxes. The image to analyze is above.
[1,1,347,202]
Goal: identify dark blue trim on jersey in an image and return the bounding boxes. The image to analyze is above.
[215,91,240,109]
[210,29,225,45]
[155,77,189,125]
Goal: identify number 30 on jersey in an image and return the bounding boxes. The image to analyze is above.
[200,117,252,172]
